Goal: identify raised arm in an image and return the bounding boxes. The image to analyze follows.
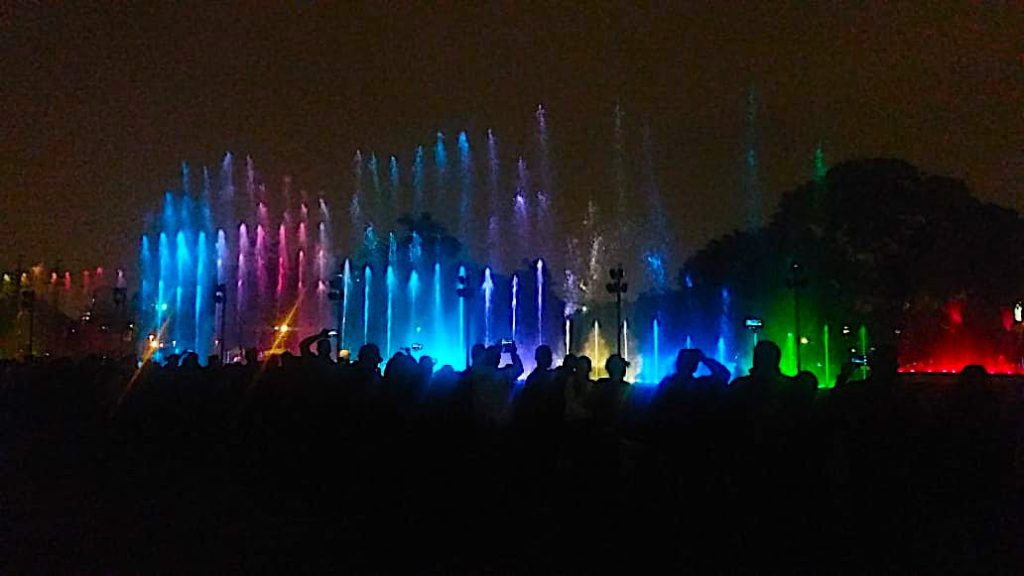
[502,343,525,382]
[835,360,858,389]
[300,329,329,358]
[701,355,731,383]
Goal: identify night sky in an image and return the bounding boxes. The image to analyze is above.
[2,3,1022,273]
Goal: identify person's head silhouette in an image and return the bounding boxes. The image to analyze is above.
[470,343,487,367]
[357,343,382,367]
[605,354,629,381]
[485,345,501,369]
[577,355,592,379]
[958,364,988,387]
[179,351,200,369]
[418,355,435,376]
[751,340,782,376]
[675,348,702,377]
[534,345,553,371]
[795,370,818,392]
[316,338,332,359]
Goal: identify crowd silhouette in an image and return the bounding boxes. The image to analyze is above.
[1,331,1021,572]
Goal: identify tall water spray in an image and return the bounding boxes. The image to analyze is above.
[341,259,351,348]
[363,265,372,345]
[482,267,494,344]
[535,105,554,273]
[514,158,531,254]
[536,259,544,346]
[717,287,731,366]
[433,262,444,352]
[486,130,501,268]
[653,318,661,382]
[408,269,420,345]
[386,264,395,357]
[744,85,762,230]
[389,155,400,216]
[434,132,447,208]
[511,274,519,342]
[350,151,366,247]
[412,146,425,216]
[457,132,472,252]
[458,264,467,366]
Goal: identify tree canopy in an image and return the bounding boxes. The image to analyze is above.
[683,158,1024,360]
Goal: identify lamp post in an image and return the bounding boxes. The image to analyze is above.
[328,263,345,356]
[456,272,471,368]
[113,286,128,357]
[786,262,808,372]
[213,283,227,363]
[606,265,628,357]
[21,289,35,356]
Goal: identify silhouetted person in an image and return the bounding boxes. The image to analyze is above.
[654,348,730,429]
[662,348,730,389]
[830,343,908,567]
[352,343,383,385]
[163,353,181,368]
[591,354,631,431]
[467,343,487,373]
[383,350,422,410]
[931,364,1012,571]
[529,345,554,379]
[517,345,564,427]
[561,355,592,423]
[554,354,578,389]
[724,340,796,547]
[572,355,594,395]
[793,370,818,403]
[730,340,788,394]
[179,351,201,370]
[468,341,522,430]
[299,329,333,364]
[418,355,435,381]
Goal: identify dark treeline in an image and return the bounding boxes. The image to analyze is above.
[683,159,1024,366]
[2,339,1022,573]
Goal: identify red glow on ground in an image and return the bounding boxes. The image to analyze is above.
[899,354,1023,375]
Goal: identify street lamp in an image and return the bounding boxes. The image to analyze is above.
[606,265,628,357]
[786,262,808,372]
[112,287,129,356]
[456,272,471,367]
[213,283,227,363]
[328,263,345,352]
[20,289,35,356]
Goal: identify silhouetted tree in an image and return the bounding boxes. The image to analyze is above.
[683,158,1024,361]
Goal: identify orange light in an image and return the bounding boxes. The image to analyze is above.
[267,300,302,356]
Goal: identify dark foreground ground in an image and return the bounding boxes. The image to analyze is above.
[2,360,1022,574]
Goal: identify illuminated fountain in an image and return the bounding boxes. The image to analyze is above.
[137,159,562,369]
[131,107,1012,384]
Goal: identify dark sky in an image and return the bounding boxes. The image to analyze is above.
[2,2,1022,273]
